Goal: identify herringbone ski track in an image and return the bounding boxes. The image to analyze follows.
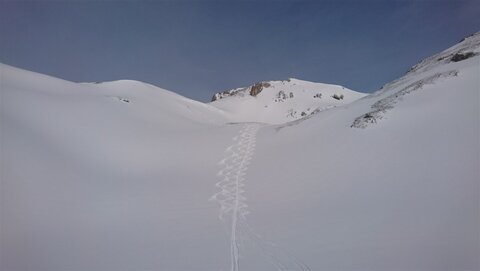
[210,123,309,271]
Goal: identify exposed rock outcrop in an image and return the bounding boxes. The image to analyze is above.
[451,52,476,62]
[249,82,271,96]
[211,81,271,101]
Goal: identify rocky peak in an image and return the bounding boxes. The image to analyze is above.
[211,81,273,102]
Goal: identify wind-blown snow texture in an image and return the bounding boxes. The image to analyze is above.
[1,32,479,270]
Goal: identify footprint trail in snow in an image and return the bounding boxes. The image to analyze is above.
[210,123,309,271]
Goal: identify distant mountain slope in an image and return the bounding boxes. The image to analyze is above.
[210,78,366,124]
[1,63,229,129]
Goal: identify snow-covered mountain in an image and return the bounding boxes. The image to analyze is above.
[210,78,366,124]
[1,32,479,270]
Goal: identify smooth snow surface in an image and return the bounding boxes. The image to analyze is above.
[1,32,479,270]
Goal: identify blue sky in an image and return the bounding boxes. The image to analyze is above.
[1,0,479,101]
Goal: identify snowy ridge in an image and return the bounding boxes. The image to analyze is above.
[210,78,366,124]
[375,31,480,97]
[350,31,480,128]
[1,63,229,128]
[351,69,459,128]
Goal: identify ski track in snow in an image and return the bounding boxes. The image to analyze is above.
[211,123,259,271]
[210,123,309,271]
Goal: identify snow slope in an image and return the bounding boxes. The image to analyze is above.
[210,79,366,124]
[1,32,479,270]
[242,32,480,270]
[0,64,237,269]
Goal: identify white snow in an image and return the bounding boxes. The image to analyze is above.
[210,78,366,124]
[1,32,479,270]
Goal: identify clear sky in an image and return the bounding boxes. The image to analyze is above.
[1,0,479,102]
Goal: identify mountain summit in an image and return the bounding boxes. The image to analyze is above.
[210,78,366,124]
